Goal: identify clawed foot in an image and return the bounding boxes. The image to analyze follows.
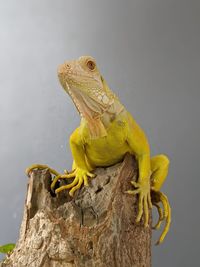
[51,168,95,196]
[26,165,95,196]
[151,189,171,245]
[126,180,152,227]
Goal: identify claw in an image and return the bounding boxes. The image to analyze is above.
[87,172,96,178]
[69,177,83,196]
[125,189,140,195]
[143,195,149,227]
[83,174,89,186]
[148,192,153,208]
[130,181,139,187]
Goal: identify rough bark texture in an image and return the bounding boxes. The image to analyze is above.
[1,154,151,267]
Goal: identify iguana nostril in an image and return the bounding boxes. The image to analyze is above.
[58,64,72,76]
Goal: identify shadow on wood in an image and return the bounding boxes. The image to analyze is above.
[1,154,151,267]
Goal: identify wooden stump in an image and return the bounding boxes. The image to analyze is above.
[1,154,151,267]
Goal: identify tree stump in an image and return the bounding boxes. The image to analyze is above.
[1,154,151,267]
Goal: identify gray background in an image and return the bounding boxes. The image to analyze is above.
[0,0,199,266]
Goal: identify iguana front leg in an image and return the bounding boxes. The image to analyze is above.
[51,128,95,196]
[126,113,171,243]
[126,113,152,226]
[150,154,171,244]
[127,153,152,226]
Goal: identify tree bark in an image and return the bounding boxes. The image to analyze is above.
[1,154,151,267]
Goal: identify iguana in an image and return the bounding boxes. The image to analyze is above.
[26,56,171,244]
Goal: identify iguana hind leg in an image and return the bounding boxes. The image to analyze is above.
[27,160,95,197]
[26,164,60,177]
[26,164,70,195]
[151,190,171,245]
[150,154,171,245]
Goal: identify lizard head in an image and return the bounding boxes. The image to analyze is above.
[57,56,117,120]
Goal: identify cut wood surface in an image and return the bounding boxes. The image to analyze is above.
[1,154,151,267]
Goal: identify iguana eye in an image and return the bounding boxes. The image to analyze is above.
[86,60,96,71]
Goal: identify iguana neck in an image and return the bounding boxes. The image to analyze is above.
[80,99,125,139]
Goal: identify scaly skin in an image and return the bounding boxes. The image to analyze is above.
[26,56,171,244]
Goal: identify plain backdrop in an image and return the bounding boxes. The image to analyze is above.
[0,1,199,266]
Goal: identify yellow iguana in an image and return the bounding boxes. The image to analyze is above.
[26,56,171,244]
